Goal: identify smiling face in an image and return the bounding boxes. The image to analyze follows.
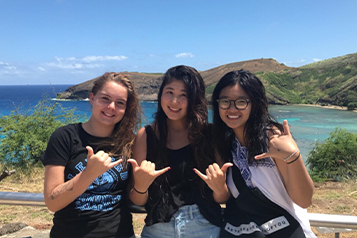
[90,81,128,129]
[160,79,188,123]
[218,83,251,138]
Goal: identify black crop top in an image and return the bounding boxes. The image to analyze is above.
[143,125,223,227]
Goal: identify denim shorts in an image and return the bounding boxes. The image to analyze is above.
[140,204,220,238]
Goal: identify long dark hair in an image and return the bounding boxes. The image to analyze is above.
[212,69,283,164]
[151,65,216,196]
[91,72,142,165]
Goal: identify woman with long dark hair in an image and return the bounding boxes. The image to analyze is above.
[129,65,224,238]
[204,69,316,237]
[42,72,141,238]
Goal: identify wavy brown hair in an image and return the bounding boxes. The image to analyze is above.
[91,72,142,166]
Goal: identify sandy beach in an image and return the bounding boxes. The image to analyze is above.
[295,103,357,113]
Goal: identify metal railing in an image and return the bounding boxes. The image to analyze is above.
[1,192,356,238]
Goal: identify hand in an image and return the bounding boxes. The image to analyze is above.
[194,162,233,194]
[255,120,299,161]
[84,146,122,178]
[128,159,170,192]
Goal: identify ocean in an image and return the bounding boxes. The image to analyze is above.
[1,85,357,161]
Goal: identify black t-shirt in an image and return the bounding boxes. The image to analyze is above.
[42,123,134,238]
[144,125,223,227]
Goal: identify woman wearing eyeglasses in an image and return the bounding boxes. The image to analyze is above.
[195,70,316,237]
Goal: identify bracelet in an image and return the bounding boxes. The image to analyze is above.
[133,187,147,194]
[286,153,301,164]
[283,149,299,162]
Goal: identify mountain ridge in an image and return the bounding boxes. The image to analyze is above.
[57,53,357,109]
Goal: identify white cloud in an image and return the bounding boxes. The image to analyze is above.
[46,62,85,69]
[175,52,194,58]
[82,55,127,62]
[0,61,17,70]
[46,55,127,69]
[38,67,46,71]
[313,58,322,62]
[54,55,127,63]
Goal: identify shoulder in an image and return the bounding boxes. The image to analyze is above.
[52,123,79,135]
[136,126,148,140]
[49,123,79,141]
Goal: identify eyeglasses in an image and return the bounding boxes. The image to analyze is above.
[217,98,251,110]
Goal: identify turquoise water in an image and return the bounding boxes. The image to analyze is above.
[269,105,357,159]
[1,85,356,162]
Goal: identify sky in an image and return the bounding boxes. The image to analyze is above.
[1,0,357,85]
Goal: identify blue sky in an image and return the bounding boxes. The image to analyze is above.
[1,0,356,85]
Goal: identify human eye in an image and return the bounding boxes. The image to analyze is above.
[219,99,230,108]
[101,97,110,102]
[116,101,126,107]
[220,99,230,104]
[236,99,247,106]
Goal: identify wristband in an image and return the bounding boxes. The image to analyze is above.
[283,149,299,162]
[286,153,301,164]
[133,187,147,194]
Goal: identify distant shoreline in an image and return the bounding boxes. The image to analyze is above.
[293,103,357,113]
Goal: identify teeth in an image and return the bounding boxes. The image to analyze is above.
[169,107,180,112]
[228,115,239,119]
[103,112,114,117]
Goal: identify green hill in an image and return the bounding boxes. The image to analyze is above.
[57,52,357,110]
[207,53,357,109]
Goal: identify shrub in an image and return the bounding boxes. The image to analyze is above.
[347,102,357,110]
[0,98,83,173]
[307,128,357,182]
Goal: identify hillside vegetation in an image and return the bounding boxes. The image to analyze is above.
[57,53,357,109]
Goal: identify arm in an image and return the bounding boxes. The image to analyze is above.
[129,126,170,206]
[255,120,314,208]
[129,127,149,206]
[44,147,122,212]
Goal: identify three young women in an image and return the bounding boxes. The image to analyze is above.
[42,72,141,238]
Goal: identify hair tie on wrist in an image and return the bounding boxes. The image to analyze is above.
[286,152,301,164]
[133,187,147,194]
[283,149,299,162]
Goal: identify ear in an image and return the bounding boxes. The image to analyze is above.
[89,92,94,105]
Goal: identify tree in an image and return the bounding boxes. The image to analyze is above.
[0,98,83,180]
[306,128,357,182]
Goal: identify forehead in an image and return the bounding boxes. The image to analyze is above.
[163,79,187,91]
[219,84,249,98]
[99,81,128,99]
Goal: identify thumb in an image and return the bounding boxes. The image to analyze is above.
[255,152,269,160]
[193,168,207,181]
[283,120,291,136]
[221,163,233,173]
[154,166,171,177]
[127,158,139,169]
[109,159,123,169]
[86,146,94,158]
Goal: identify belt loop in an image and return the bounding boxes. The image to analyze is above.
[189,205,194,220]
